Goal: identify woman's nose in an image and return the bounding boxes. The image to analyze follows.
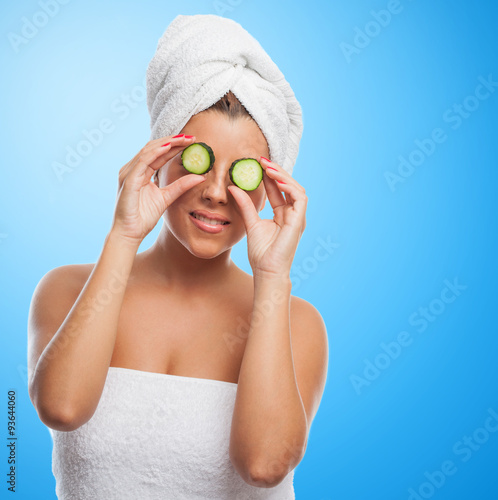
[200,169,230,205]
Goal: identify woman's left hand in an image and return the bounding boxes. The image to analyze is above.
[227,157,307,280]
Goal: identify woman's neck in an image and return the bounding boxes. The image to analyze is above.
[138,224,238,291]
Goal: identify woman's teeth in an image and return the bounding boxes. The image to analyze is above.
[191,213,229,225]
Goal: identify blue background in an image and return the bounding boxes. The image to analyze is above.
[1,1,497,498]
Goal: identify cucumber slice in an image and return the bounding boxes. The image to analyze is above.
[181,142,215,174]
[229,158,263,191]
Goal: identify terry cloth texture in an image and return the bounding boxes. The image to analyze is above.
[49,366,295,499]
[146,14,303,175]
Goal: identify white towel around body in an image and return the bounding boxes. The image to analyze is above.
[49,367,295,499]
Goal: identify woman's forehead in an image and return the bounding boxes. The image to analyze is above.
[182,112,269,156]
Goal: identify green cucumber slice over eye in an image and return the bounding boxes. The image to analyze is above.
[181,142,215,174]
[229,158,263,191]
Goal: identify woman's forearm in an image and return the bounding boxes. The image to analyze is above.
[229,275,308,486]
[31,230,140,429]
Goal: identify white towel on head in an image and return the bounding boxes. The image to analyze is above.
[146,14,303,175]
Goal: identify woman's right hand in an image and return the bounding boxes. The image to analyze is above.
[110,134,205,245]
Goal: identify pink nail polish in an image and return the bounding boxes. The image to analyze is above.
[260,156,270,162]
[172,134,185,138]
[266,166,278,171]
[277,180,286,184]
[184,135,194,139]
[161,142,171,147]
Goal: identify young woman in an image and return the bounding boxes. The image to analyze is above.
[28,14,328,499]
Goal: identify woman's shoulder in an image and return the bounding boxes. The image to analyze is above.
[289,295,328,354]
[290,295,326,326]
[32,263,94,307]
[38,263,94,288]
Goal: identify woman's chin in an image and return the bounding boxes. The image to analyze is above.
[187,245,228,260]
[185,235,243,260]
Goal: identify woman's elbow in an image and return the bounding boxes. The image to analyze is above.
[246,463,289,488]
[29,382,83,432]
[230,453,291,488]
[35,401,81,432]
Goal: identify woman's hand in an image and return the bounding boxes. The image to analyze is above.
[111,134,206,245]
[227,157,307,280]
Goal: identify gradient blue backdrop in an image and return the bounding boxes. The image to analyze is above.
[1,1,497,499]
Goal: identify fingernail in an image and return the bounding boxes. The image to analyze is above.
[266,166,278,171]
[260,156,270,162]
[161,142,171,147]
[277,180,286,184]
[172,134,185,138]
[184,135,194,139]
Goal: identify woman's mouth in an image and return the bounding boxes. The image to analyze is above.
[189,212,230,233]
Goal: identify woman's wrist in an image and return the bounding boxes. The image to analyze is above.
[253,271,292,300]
[253,268,292,285]
[106,229,142,251]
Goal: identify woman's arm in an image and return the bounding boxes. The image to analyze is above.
[28,231,140,431]
[227,156,329,488]
[229,275,328,488]
[229,275,307,486]
[28,134,203,432]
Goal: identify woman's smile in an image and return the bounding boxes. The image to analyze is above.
[189,211,231,234]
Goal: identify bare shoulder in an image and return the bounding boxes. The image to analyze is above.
[32,263,94,301]
[289,295,329,366]
[290,296,327,333]
[29,263,96,334]
[289,295,329,433]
